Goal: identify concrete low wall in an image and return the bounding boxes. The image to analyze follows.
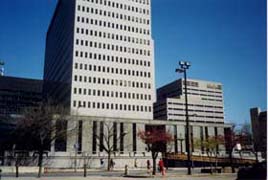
[0,166,42,174]
[0,156,160,171]
[46,156,156,169]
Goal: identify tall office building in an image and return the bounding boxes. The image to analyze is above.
[44,0,155,119]
[154,79,224,123]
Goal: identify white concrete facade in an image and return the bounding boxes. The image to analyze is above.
[46,116,230,168]
[44,0,155,120]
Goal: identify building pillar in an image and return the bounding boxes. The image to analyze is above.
[177,125,185,153]
[136,123,146,155]
[82,120,93,153]
[67,120,78,153]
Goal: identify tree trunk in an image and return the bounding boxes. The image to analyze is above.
[83,164,87,177]
[254,152,259,163]
[229,150,235,173]
[83,154,87,177]
[208,152,212,174]
[37,150,43,178]
[152,157,156,175]
[15,164,19,178]
[107,153,111,171]
[214,151,218,170]
[152,151,158,175]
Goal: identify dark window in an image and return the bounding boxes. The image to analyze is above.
[100,122,104,152]
[55,120,67,152]
[133,123,137,152]
[78,121,83,153]
[113,122,117,151]
[92,121,97,154]
[120,123,124,153]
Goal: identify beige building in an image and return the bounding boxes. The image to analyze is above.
[154,79,228,154]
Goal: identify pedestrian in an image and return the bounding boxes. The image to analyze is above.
[146,160,151,174]
[100,159,104,168]
[158,158,165,176]
[134,158,138,168]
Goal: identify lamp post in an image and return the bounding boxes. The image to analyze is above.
[176,61,191,175]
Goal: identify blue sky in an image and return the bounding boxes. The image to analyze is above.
[0,0,266,124]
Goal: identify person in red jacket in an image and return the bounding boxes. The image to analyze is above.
[158,158,165,176]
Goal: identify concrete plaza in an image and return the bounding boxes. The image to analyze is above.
[1,168,237,180]
[1,174,236,180]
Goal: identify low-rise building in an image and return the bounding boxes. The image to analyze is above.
[250,107,267,159]
[0,76,43,116]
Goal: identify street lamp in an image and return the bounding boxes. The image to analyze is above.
[176,61,191,175]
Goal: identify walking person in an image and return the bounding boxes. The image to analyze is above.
[134,158,138,168]
[158,158,165,176]
[100,158,104,169]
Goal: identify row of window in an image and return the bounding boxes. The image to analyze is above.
[167,108,224,114]
[74,75,152,89]
[74,63,151,78]
[167,102,223,109]
[187,92,222,99]
[76,17,150,35]
[74,53,150,67]
[75,42,150,58]
[77,6,150,26]
[73,100,152,112]
[75,28,150,46]
[201,98,222,102]
[168,113,223,119]
[74,88,152,101]
[188,88,222,94]
[80,0,150,15]
[75,39,150,56]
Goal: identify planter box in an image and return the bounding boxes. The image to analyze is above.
[201,168,222,173]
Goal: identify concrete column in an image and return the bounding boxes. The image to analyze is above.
[50,120,56,153]
[166,125,176,153]
[217,127,225,152]
[177,125,185,153]
[192,126,201,152]
[67,120,78,153]
[82,120,93,153]
[124,123,133,153]
[136,123,146,154]
[208,126,215,137]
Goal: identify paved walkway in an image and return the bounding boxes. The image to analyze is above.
[1,169,237,180]
[1,174,236,180]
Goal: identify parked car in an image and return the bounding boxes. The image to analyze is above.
[237,161,267,180]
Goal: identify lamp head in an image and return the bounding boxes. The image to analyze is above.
[179,61,185,66]
[179,60,191,69]
[175,68,184,73]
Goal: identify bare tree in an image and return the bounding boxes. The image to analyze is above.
[138,126,173,175]
[13,103,76,178]
[237,122,256,160]
[194,135,224,173]
[94,121,128,171]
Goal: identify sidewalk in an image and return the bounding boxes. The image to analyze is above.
[1,168,237,180]
[1,174,237,180]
